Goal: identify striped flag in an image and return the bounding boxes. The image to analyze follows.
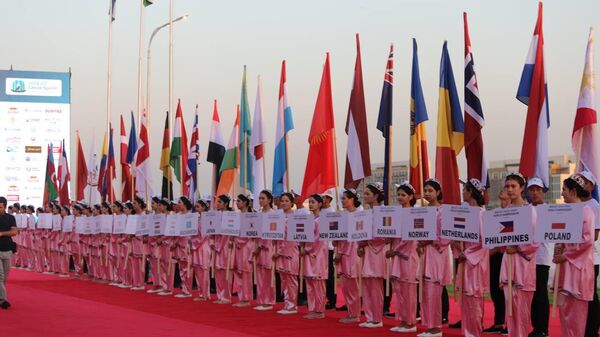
[251,76,267,209]
[170,100,189,197]
[435,41,465,205]
[464,12,488,189]
[135,109,152,199]
[97,132,108,198]
[409,38,430,198]
[160,111,173,198]
[106,125,117,202]
[344,34,371,189]
[572,28,599,200]
[376,44,394,205]
[43,144,58,205]
[120,115,132,201]
[57,139,71,206]
[239,66,253,193]
[75,132,88,202]
[272,60,294,196]
[216,106,240,197]
[207,100,226,193]
[126,111,138,200]
[187,105,200,200]
[516,2,550,187]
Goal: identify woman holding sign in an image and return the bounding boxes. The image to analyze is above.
[253,190,277,311]
[130,197,147,291]
[274,192,300,315]
[212,195,233,304]
[57,206,70,277]
[147,197,163,294]
[173,196,194,298]
[69,204,84,278]
[192,199,211,301]
[553,174,595,337]
[232,194,255,307]
[388,182,419,333]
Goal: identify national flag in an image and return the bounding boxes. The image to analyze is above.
[143,0,154,7]
[57,139,71,206]
[344,33,371,189]
[251,76,267,209]
[207,100,226,193]
[135,109,152,199]
[170,100,189,196]
[413,217,425,229]
[186,105,200,200]
[383,216,392,227]
[409,38,430,198]
[43,144,58,205]
[75,132,88,202]
[109,0,116,22]
[120,115,133,201]
[106,125,117,202]
[454,216,466,229]
[516,2,550,188]
[296,223,305,233]
[160,111,173,198]
[500,220,514,234]
[329,221,339,231]
[301,53,338,199]
[551,222,566,230]
[464,12,489,189]
[572,28,599,201]
[435,41,465,205]
[215,106,240,197]
[376,44,394,204]
[239,66,253,193]
[272,60,295,197]
[97,132,108,198]
[269,222,277,231]
[356,220,364,231]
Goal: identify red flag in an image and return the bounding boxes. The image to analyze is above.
[76,133,88,201]
[120,115,133,201]
[301,53,338,199]
[57,139,71,205]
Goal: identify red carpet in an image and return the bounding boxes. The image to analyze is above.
[4,269,561,337]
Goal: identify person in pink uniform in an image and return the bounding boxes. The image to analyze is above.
[274,192,299,315]
[48,203,61,274]
[147,197,164,294]
[253,190,276,311]
[417,178,451,337]
[300,194,328,319]
[358,183,386,328]
[56,206,70,277]
[455,179,489,337]
[232,194,254,307]
[335,189,361,323]
[388,182,419,333]
[157,199,176,296]
[130,197,147,291]
[88,205,102,281]
[553,174,595,337]
[192,198,211,301]
[98,202,113,283]
[117,202,134,288]
[172,196,194,298]
[212,195,233,304]
[499,173,538,337]
[108,202,124,285]
[69,205,83,278]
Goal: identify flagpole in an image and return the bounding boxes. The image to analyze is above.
[168,0,174,153]
[332,127,340,210]
[387,126,393,205]
[132,0,145,202]
[106,0,113,142]
[418,132,425,206]
[284,133,290,192]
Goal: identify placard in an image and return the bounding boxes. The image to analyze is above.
[27,214,36,229]
[440,205,481,243]
[240,212,262,238]
[535,204,584,244]
[38,213,53,229]
[319,211,348,241]
[62,215,74,232]
[348,210,373,241]
[149,214,166,236]
[99,215,113,234]
[401,207,438,241]
[178,213,199,236]
[219,211,241,236]
[164,214,180,236]
[112,214,127,234]
[373,206,402,238]
[482,206,533,248]
[260,211,286,240]
[124,215,138,235]
[75,216,92,234]
[52,214,62,231]
[200,211,221,236]
[287,213,315,242]
[16,214,27,229]
[136,214,151,236]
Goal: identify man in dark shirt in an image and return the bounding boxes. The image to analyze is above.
[0,196,18,309]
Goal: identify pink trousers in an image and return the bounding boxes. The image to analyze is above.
[255,267,275,306]
[159,256,174,291]
[108,255,119,282]
[462,295,484,337]
[503,287,533,337]
[306,278,326,313]
[393,280,417,325]
[422,281,443,329]
[193,266,210,298]
[362,277,384,323]
[214,269,232,301]
[177,260,193,294]
[340,275,360,317]
[131,256,144,288]
[149,256,160,286]
[234,271,253,302]
[558,292,588,337]
[280,272,298,311]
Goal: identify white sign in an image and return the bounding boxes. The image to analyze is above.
[52,214,62,231]
[261,212,286,240]
[136,214,150,236]
[219,211,241,236]
[16,214,27,229]
[373,206,402,238]
[112,214,127,234]
[240,212,262,238]
[287,213,315,242]
[125,215,139,235]
[401,207,438,241]
[535,204,584,244]
[27,214,36,229]
[62,215,73,232]
[348,210,373,241]
[149,214,166,236]
[482,206,534,248]
[200,211,221,236]
[440,205,482,243]
[164,214,179,236]
[75,216,92,234]
[319,211,349,241]
[99,215,113,234]
[178,213,199,236]
[38,213,53,229]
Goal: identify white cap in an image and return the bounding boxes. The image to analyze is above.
[322,191,335,200]
[526,177,544,189]
[579,170,597,186]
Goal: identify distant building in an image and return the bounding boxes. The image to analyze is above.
[359,161,409,204]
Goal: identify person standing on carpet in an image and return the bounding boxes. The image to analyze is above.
[0,196,17,309]
[321,192,337,310]
[147,197,164,294]
[192,198,211,301]
[212,195,233,304]
[232,194,254,307]
[253,190,277,311]
[173,196,194,298]
[274,192,299,315]
[131,197,148,291]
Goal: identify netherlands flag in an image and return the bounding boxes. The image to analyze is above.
[516,2,550,188]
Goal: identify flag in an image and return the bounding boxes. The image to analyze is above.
[376,44,394,205]
[135,109,152,199]
[186,105,200,200]
[454,217,466,229]
[301,53,338,199]
[251,76,267,210]
[413,218,425,229]
[109,0,116,21]
[170,99,189,197]
[76,132,88,202]
[272,60,295,196]
[435,41,465,205]
[517,2,550,187]
[572,28,599,201]
[120,115,133,201]
[344,34,371,189]
[160,111,173,198]
[551,222,566,230]
[239,66,253,192]
[87,131,99,204]
[57,139,71,206]
[43,144,58,205]
[409,38,430,198]
[500,220,514,233]
[97,132,108,199]
[106,125,117,202]
[143,0,154,6]
[216,106,240,197]
[207,100,226,193]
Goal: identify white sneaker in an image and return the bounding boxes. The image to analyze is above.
[174,293,192,298]
[276,309,298,315]
[364,322,383,328]
[253,305,273,311]
[118,283,131,288]
[359,322,369,327]
[393,326,417,333]
[131,286,145,291]
[146,288,163,294]
[158,291,173,296]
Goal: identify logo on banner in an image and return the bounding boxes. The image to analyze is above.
[7,195,19,202]
[356,220,364,231]
[329,221,339,231]
[413,218,425,229]
[269,222,277,231]
[500,221,514,233]
[551,222,566,230]
[296,223,304,233]
[383,216,392,227]
[454,217,466,229]
[10,80,25,93]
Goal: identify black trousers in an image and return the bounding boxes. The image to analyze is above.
[489,252,505,325]
[326,250,337,305]
[531,265,549,334]
[383,279,391,312]
[442,286,449,320]
[585,265,600,337]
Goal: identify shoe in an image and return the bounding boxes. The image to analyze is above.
[392,326,417,333]
[501,328,508,336]
[276,309,298,315]
[232,301,250,307]
[193,296,207,302]
[384,311,395,318]
[483,325,504,334]
[442,318,448,324]
[361,322,383,328]
[449,321,462,329]
[158,291,173,296]
[0,301,10,309]
[174,293,192,298]
[303,312,324,319]
[131,286,145,291]
[335,305,348,311]
[358,322,369,327]
[325,303,336,310]
[253,305,273,311]
[339,316,360,323]
[146,288,163,294]
[118,283,131,288]
[213,299,231,304]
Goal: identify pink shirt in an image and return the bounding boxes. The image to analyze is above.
[234,237,254,273]
[500,206,538,291]
[422,213,452,285]
[361,238,387,278]
[460,212,489,297]
[390,238,419,283]
[213,234,231,270]
[336,241,359,278]
[302,217,328,279]
[191,233,211,268]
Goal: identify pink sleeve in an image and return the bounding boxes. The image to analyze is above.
[564,206,595,269]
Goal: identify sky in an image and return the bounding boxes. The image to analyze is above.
[1,0,599,200]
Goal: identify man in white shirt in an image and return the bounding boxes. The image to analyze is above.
[321,191,336,309]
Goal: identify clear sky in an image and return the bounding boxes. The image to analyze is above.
[1,0,599,199]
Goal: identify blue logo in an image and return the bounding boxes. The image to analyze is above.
[10,80,26,93]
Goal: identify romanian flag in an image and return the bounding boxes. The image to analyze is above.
[160,111,173,198]
[435,41,464,205]
[216,106,240,197]
[409,38,430,198]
